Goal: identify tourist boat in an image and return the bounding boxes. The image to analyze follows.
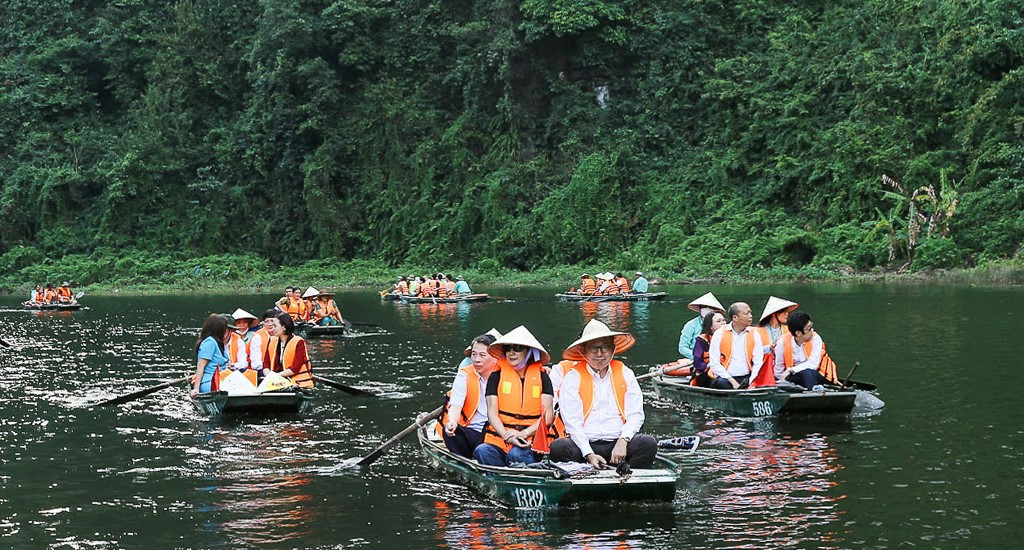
[554,292,667,302]
[777,385,858,414]
[22,302,82,311]
[191,390,314,416]
[380,293,402,301]
[399,293,490,304]
[417,421,679,507]
[295,323,347,337]
[651,375,791,417]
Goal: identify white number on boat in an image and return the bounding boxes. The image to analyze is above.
[752,401,773,416]
[513,487,545,507]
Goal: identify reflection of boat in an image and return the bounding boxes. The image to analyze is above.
[418,421,678,507]
[191,391,314,416]
[399,294,489,304]
[652,376,790,417]
[22,302,82,311]
[555,292,667,302]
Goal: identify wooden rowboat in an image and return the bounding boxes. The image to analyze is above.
[777,387,858,414]
[22,302,82,311]
[652,376,791,417]
[555,292,667,302]
[380,293,402,301]
[417,421,679,507]
[295,323,347,337]
[399,293,489,304]
[191,390,314,416]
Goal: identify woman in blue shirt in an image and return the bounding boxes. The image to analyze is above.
[191,314,232,395]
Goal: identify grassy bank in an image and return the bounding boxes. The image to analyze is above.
[3,250,1020,296]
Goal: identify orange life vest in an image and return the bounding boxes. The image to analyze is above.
[482,360,553,452]
[248,327,270,364]
[749,326,778,388]
[437,365,482,437]
[436,281,451,298]
[313,299,340,321]
[43,289,57,302]
[267,335,314,389]
[579,278,597,294]
[715,328,757,379]
[419,279,435,297]
[396,281,409,293]
[227,332,247,369]
[281,298,306,321]
[598,281,618,296]
[33,291,44,302]
[567,360,627,423]
[56,286,72,300]
[779,334,839,384]
[615,277,630,294]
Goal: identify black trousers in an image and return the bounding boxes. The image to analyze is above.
[442,425,483,459]
[710,374,750,390]
[548,435,658,469]
[786,369,827,390]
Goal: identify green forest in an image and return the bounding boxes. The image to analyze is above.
[2,0,1023,289]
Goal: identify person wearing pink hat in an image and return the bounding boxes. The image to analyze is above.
[549,320,657,469]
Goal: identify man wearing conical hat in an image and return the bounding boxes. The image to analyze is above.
[749,296,799,388]
[441,330,502,458]
[312,289,345,326]
[472,326,555,467]
[549,320,658,469]
[707,302,766,389]
[678,292,726,359]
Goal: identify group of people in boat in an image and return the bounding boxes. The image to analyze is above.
[24,282,76,306]
[672,292,839,391]
[275,286,345,326]
[386,273,473,297]
[440,320,656,471]
[567,272,649,295]
[192,308,315,396]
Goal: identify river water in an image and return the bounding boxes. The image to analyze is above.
[0,283,1019,548]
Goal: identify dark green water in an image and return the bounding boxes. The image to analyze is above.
[0,284,1020,548]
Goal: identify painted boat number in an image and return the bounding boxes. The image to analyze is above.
[751,401,773,416]
[513,488,545,507]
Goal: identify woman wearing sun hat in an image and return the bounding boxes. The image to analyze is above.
[678,292,726,359]
[472,326,555,467]
[548,319,657,469]
[749,296,799,388]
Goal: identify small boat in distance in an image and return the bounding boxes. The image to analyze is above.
[399,294,489,304]
[555,292,667,302]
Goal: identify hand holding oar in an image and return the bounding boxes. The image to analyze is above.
[312,374,375,397]
[358,405,444,467]
[91,375,190,407]
[637,359,694,381]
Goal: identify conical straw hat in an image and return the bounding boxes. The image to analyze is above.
[687,292,725,314]
[301,286,320,298]
[231,308,258,320]
[488,325,550,364]
[562,319,636,361]
[759,296,799,323]
[464,328,503,356]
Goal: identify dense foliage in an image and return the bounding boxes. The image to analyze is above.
[2,0,1022,287]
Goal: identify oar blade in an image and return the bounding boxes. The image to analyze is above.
[312,374,375,397]
[91,376,190,407]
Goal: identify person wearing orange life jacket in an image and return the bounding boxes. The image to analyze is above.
[232,307,264,369]
[31,285,45,303]
[750,296,799,388]
[472,326,555,467]
[614,273,631,294]
[43,283,58,303]
[689,310,726,387]
[707,302,766,390]
[548,320,658,469]
[774,311,840,389]
[441,331,501,458]
[595,273,617,295]
[419,275,435,297]
[311,289,344,326]
[435,273,451,298]
[394,277,409,295]
[299,287,318,321]
[578,274,597,295]
[276,287,303,321]
[261,312,314,389]
[56,282,73,302]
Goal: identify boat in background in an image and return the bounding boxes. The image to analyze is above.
[555,292,667,302]
[399,294,489,304]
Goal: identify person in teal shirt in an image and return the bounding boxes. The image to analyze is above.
[453,276,472,294]
[677,292,725,359]
[631,272,649,293]
[191,314,232,395]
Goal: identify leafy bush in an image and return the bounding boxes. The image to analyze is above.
[913,238,965,270]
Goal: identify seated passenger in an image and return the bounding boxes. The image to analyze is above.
[707,302,766,390]
[774,311,840,389]
[312,290,344,326]
[452,276,471,295]
[191,314,232,395]
[262,312,314,389]
[678,292,726,360]
[56,281,74,302]
[549,320,658,469]
[691,310,726,387]
[442,332,501,458]
[631,272,649,294]
[473,326,554,467]
[578,273,597,295]
[751,296,799,388]
[614,273,630,294]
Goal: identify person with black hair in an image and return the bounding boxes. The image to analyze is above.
[262,312,314,389]
[774,311,839,389]
[191,314,233,395]
[441,331,501,458]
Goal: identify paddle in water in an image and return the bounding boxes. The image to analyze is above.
[358,405,444,466]
[92,375,191,407]
[312,374,375,397]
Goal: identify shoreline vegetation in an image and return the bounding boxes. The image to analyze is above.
[3,253,1021,296]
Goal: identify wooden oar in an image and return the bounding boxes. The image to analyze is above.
[358,405,444,467]
[840,361,861,388]
[74,291,86,299]
[312,374,375,397]
[637,359,693,381]
[92,375,190,407]
[0,336,11,348]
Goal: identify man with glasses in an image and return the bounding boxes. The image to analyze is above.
[549,320,657,470]
[774,311,839,389]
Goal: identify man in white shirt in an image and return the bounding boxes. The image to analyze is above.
[549,320,657,469]
[442,332,500,458]
[774,311,838,389]
[707,302,765,390]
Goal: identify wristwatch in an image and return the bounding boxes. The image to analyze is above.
[620,435,632,443]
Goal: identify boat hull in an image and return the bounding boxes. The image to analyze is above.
[652,377,790,417]
[296,323,347,337]
[778,389,857,414]
[23,303,81,311]
[555,292,667,302]
[399,294,489,304]
[417,423,677,507]
[191,391,314,416]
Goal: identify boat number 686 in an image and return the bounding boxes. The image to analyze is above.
[513,488,545,507]
[751,401,773,416]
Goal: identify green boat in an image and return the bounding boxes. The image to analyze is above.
[778,387,858,414]
[191,391,314,416]
[555,292,667,302]
[399,293,489,304]
[651,376,791,417]
[417,421,679,508]
[295,323,347,337]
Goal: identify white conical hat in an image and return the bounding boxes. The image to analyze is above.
[231,308,258,320]
[759,296,799,323]
[562,319,636,361]
[301,286,320,298]
[488,325,550,364]
[464,328,503,356]
[687,292,725,314]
